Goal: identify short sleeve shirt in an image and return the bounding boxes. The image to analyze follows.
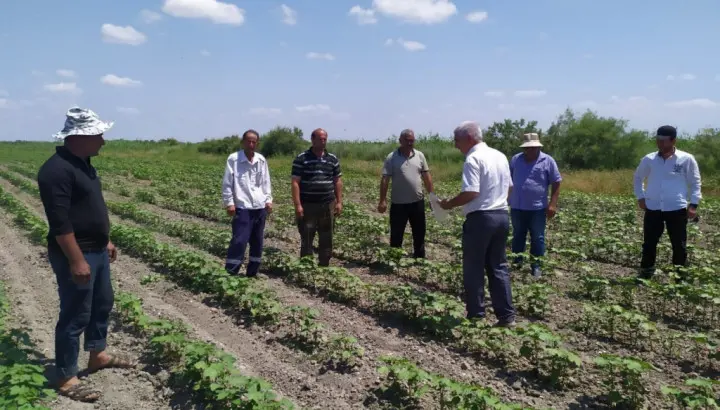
[291,149,341,204]
[461,142,512,215]
[508,152,562,210]
[382,149,429,204]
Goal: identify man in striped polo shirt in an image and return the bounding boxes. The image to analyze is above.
[291,128,343,266]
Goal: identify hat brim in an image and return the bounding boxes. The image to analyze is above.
[520,141,543,148]
[53,121,114,141]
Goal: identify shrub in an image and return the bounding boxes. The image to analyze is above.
[260,126,307,158]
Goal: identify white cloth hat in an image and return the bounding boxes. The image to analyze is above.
[519,132,543,148]
[53,107,114,141]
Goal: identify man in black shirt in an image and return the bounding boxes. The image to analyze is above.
[291,128,343,266]
[37,107,136,403]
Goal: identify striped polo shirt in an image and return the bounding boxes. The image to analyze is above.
[291,149,342,204]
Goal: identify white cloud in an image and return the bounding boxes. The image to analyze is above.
[514,89,547,98]
[385,38,426,51]
[0,90,8,97]
[296,104,331,113]
[466,11,488,23]
[140,9,163,24]
[31,70,44,76]
[44,82,82,94]
[56,69,76,78]
[280,4,297,25]
[101,24,147,46]
[162,0,245,25]
[247,107,282,116]
[306,52,335,61]
[117,107,140,114]
[200,49,211,56]
[484,90,504,97]
[348,6,377,25]
[101,74,143,87]
[498,103,515,110]
[372,0,457,24]
[667,73,696,81]
[0,98,8,108]
[715,74,720,81]
[665,98,718,108]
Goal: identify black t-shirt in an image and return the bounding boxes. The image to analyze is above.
[291,149,341,204]
[37,146,110,252]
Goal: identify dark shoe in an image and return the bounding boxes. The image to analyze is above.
[466,313,485,321]
[637,267,654,281]
[531,266,542,278]
[493,319,516,329]
[246,272,258,278]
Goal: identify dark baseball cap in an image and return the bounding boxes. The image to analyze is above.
[655,125,677,139]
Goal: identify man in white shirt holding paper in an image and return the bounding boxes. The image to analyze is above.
[439,121,516,327]
[633,125,702,279]
[222,129,273,277]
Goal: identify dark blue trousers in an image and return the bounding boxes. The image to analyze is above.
[225,208,267,276]
[48,248,114,379]
[462,210,516,323]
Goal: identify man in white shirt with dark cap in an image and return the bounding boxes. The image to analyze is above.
[633,125,702,279]
[439,121,516,327]
[222,129,273,277]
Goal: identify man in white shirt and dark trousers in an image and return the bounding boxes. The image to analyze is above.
[439,121,516,328]
[222,129,273,277]
[633,125,702,279]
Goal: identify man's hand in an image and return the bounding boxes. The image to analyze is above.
[546,205,557,219]
[377,200,387,213]
[70,258,92,286]
[439,199,452,210]
[688,206,697,220]
[265,202,273,214]
[638,199,647,210]
[226,205,236,217]
[107,241,118,263]
[295,205,304,219]
[334,202,343,216]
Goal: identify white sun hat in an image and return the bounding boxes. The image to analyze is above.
[519,132,543,148]
[52,107,114,141]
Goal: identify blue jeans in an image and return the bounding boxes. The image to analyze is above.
[48,248,114,379]
[510,209,547,268]
[462,210,516,322]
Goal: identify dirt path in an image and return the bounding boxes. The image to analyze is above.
[0,214,175,410]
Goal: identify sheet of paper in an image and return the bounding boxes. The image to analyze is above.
[428,192,449,222]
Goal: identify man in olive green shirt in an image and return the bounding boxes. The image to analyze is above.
[378,129,434,258]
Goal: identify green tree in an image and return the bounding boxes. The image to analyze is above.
[260,126,306,157]
[545,109,647,170]
[483,118,542,158]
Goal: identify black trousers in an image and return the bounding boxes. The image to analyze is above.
[389,200,426,258]
[640,208,688,273]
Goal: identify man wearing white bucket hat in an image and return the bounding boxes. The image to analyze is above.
[37,107,137,402]
[508,132,562,278]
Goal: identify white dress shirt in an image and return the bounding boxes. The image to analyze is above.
[633,148,702,212]
[461,142,513,215]
[222,150,272,210]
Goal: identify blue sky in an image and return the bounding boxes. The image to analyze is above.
[1,0,719,142]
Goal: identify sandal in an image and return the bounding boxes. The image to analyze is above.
[88,353,138,373]
[59,381,102,403]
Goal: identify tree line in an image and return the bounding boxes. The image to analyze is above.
[196,109,720,173]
